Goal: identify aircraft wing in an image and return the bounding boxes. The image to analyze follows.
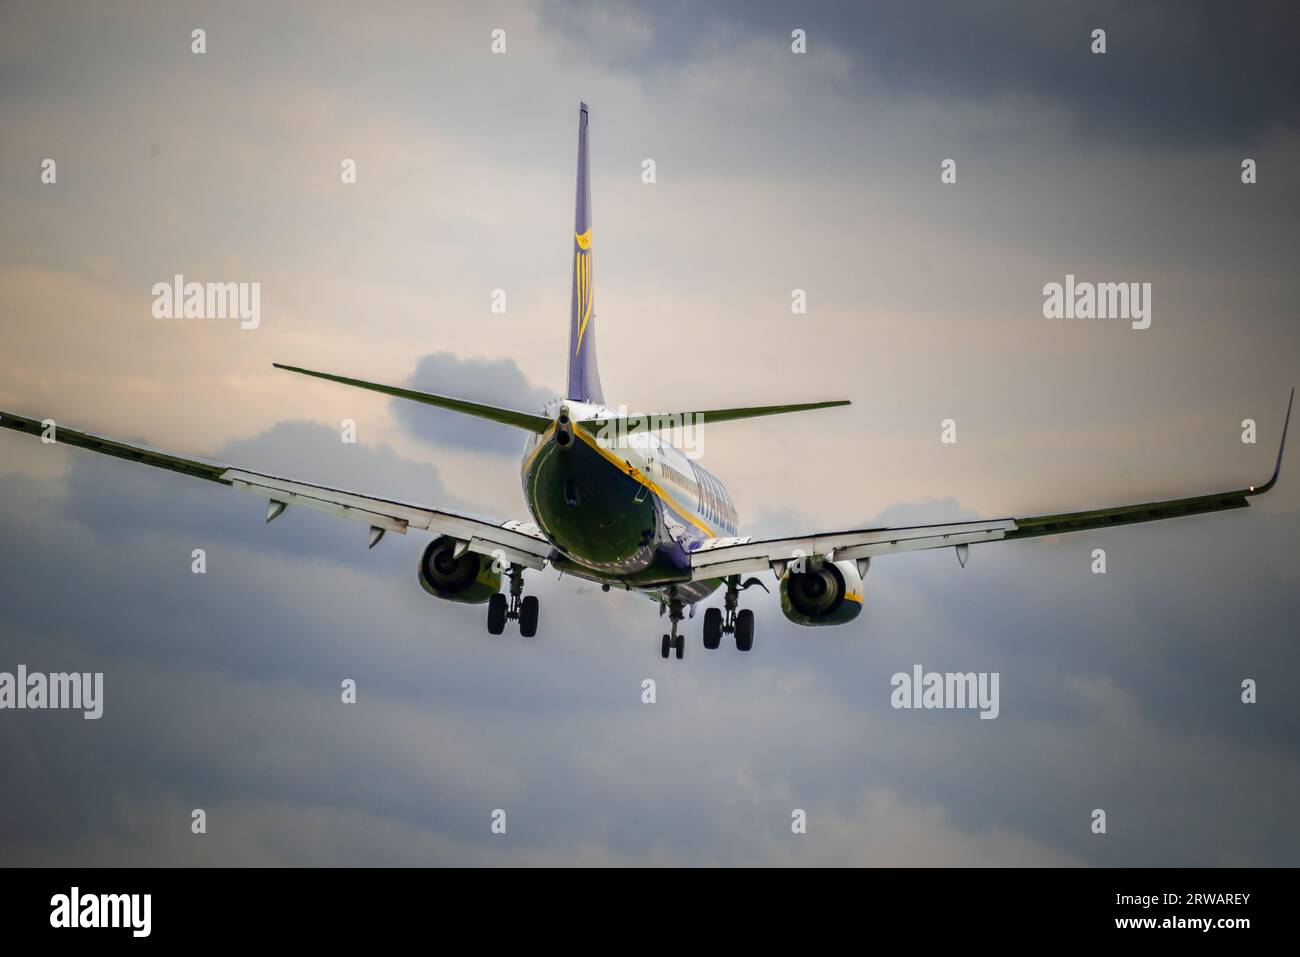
[691,389,1292,581]
[0,410,553,569]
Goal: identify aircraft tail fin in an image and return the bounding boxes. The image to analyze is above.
[566,102,604,404]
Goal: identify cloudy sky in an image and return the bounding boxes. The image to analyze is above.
[1,0,1297,865]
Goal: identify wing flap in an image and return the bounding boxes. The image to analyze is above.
[690,389,1292,582]
[0,411,230,483]
[690,494,1256,581]
[690,520,1016,578]
[1005,492,1250,540]
[1,408,552,567]
[224,472,419,534]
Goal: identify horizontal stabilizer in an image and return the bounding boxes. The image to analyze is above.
[583,400,850,432]
[273,364,552,433]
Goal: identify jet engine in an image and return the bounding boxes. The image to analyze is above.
[780,559,864,627]
[417,536,502,604]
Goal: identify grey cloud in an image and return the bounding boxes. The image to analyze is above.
[60,420,478,566]
[2,0,1298,868]
[393,352,556,455]
[2,426,1298,865]
[548,0,1300,146]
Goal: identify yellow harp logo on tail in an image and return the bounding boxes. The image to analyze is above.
[574,230,593,354]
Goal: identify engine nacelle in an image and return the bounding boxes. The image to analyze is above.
[417,536,502,604]
[780,559,864,627]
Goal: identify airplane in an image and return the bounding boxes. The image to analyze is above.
[1,103,1292,661]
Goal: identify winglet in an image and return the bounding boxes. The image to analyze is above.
[1248,386,1293,496]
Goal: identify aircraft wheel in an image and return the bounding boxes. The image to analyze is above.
[487,593,507,635]
[661,634,671,659]
[675,635,685,660]
[519,595,539,638]
[735,609,754,652]
[702,608,722,650]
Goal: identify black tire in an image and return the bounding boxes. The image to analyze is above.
[661,634,671,659]
[702,608,722,649]
[735,609,755,652]
[487,593,507,635]
[519,595,539,638]
[674,634,684,660]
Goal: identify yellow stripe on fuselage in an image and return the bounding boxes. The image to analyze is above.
[521,423,558,474]
[572,426,720,537]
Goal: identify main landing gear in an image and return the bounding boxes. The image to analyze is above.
[659,576,770,659]
[702,575,767,652]
[660,586,685,660]
[487,563,539,638]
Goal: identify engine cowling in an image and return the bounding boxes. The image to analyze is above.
[417,536,502,604]
[780,559,864,627]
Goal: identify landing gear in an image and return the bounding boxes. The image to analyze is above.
[701,575,765,652]
[702,607,722,650]
[735,608,754,652]
[486,563,540,637]
[660,633,683,659]
[659,586,686,660]
[519,595,539,638]
[487,593,507,635]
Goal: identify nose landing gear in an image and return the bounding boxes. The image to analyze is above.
[659,586,685,660]
[487,563,540,638]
